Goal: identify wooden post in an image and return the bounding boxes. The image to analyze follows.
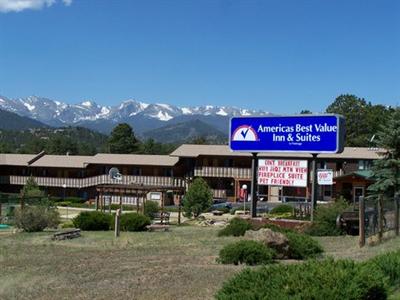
[359,196,365,247]
[119,189,123,212]
[178,194,181,225]
[161,192,165,225]
[108,194,112,214]
[114,208,121,238]
[136,190,139,213]
[378,194,384,242]
[21,192,25,210]
[395,194,399,236]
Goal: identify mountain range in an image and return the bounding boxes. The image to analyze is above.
[0,95,270,142]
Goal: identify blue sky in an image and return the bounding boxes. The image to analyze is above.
[0,0,399,113]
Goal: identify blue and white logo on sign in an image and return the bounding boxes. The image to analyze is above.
[231,125,259,141]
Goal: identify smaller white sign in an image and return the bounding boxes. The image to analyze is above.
[317,169,333,185]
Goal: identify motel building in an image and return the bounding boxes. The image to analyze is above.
[0,144,382,205]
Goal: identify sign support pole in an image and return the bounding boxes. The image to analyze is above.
[311,153,318,222]
[250,153,258,218]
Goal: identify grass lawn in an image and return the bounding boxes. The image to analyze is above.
[1,226,400,300]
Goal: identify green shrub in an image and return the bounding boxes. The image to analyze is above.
[263,223,323,259]
[285,231,323,259]
[120,213,151,231]
[216,258,387,300]
[72,211,111,231]
[218,218,252,237]
[306,198,350,236]
[269,204,294,215]
[182,177,213,218]
[366,250,400,288]
[217,240,275,265]
[143,201,159,219]
[14,206,60,232]
[61,221,75,228]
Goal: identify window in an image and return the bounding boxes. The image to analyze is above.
[224,159,234,167]
[358,160,372,170]
[132,168,142,176]
[164,168,172,177]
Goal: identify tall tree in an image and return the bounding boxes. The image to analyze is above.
[326,94,393,147]
[108,123,139,154]
[326,94,370,146]
[368,108,400,200]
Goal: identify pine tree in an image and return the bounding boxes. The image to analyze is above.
[368,108,400,199]
[108,123,139,154]
[182,177,213,218]
[366,108,400,240]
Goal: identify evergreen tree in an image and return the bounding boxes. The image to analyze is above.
[108,123,139,154]
[20,176,44,198]
[182,177,213,218]
[368,108,400,200]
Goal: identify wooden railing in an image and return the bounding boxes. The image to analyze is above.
[0,175,185,188]
[194,166,251,179]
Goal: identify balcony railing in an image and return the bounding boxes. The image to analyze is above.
[194,166,251,179]
[0,175,185,189]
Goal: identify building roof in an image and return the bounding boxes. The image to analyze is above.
[91,153,179,167]
[170,144,384,160]
[335,170,374,181]
[0,153,178,168]
[0,154,37,166]
[28,155,94,168]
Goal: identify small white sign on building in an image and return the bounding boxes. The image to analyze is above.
[258,159,308,187]
[317,169,334,185]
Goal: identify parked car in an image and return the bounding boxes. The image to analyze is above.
[211,199,233,210]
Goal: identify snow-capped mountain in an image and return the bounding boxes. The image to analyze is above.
[0,95,270,134]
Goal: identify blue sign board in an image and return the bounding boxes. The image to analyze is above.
[230,115,345,153]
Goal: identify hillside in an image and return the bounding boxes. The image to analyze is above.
[0,109,48,130]
[143,119,227,144]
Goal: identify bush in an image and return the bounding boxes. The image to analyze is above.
[269,204,294,215]
[72,211,112,231]
[366,250,400,288]
[306,198,350,236]
[143,201,159,219]
[182,177,213,218]
[120,213,151,231]
[217,240,275,265]
[285,231,323,259]
[262,223,323,259]
[216,258,387,300]
[218,218,252,237]
[61,221,75,228]
[14,206,60,232]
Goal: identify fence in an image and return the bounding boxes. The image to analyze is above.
[359,195,400,246]
[0,193,51,225]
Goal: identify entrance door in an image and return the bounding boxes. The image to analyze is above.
[353,186,364,203]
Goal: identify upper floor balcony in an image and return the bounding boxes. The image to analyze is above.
[0,174,185,189]
[194,166,252,179]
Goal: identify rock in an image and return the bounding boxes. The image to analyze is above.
[244,228,290,258]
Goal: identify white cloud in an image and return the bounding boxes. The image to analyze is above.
[0,0,72,13]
